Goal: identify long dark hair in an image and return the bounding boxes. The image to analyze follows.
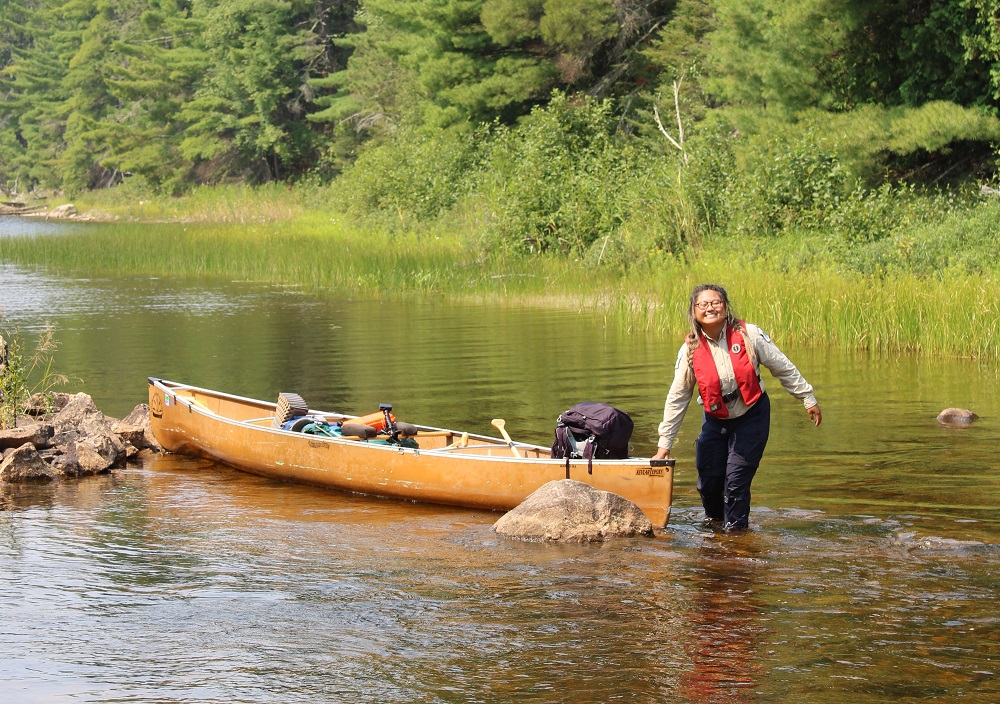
[685,284,740,348]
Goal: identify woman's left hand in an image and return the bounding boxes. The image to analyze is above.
[807,404,822,427]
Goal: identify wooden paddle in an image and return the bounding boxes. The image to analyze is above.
[491,418,521,458]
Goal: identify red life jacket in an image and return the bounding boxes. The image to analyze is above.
[691,321,762,418]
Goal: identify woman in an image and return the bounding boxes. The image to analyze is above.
[652,284,822,531]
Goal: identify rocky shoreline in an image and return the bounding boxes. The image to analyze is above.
[0,392,161,483]
[0,202,113,221]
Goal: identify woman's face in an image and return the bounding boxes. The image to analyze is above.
[693,289,727,329]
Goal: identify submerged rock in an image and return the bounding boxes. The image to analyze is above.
[493,479,654,543]
[937,408,979,427]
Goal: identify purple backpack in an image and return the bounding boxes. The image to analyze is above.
[550,401,634,464]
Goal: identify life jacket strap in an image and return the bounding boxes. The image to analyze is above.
[721,374,762,404]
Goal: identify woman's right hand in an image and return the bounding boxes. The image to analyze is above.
[652,447,670,461]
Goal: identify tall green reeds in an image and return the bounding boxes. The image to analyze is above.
[0,320,70,428]
[75,182,313,223]
[0,217,623,298]
[5,218,997,358]
[613,252,999,358]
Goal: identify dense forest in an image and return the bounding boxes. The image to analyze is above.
[2,1,1000,269]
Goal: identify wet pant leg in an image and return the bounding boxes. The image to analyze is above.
[695,395,771,529]
[695,416,728,522]
[722,395,770,531]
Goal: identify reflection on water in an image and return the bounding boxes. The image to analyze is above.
[678,540,766,704]
[2,460,997,703]
[1,234,999,702]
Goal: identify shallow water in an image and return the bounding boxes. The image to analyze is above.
[1,221,998,702]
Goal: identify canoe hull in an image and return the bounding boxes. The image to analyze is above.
[148,378,674,527]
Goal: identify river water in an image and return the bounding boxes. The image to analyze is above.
[1,217,998,702]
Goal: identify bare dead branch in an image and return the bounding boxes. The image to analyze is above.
[653,77,688,165]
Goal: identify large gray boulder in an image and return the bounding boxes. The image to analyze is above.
[50,392,114,433]
[937,408,979,427]
[0,443,56,482]
[493,479,654,543]
[47,393,125,474]
[56,436,120,477]
[0,422,54,451]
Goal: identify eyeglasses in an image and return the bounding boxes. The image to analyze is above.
[694,300,726,311]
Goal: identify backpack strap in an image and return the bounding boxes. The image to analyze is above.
[551,424,577,460]
[584,435,596,474]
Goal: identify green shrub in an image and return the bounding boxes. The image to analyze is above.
[827,182,903,245]
[334,127,480,222]
[615,130,737,255]
[726,132,848,235]
[473,93,638,255]
[833,195,1000,276]
[0,321,69,429]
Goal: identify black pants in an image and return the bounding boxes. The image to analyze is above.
[694,394,770,531]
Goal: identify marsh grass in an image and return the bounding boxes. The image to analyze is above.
[75,182,314,223]
[3,208,998,358]
[611,251,999,357]
[0,215,626,298]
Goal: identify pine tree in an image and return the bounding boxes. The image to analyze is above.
[329,0,663,135]
[699,0,1000,182]
[704,0,1000,115]
[177,0,337,182]
[0,0,40,189]
[90,0,208,192]
[0,0,91,190]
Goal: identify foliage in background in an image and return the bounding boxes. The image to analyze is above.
[2,0,1000,318]
[317,0,662,139]
[704,0,1000,181]
[333,126,480,222]
[723,131,848,235]
[0,0,358,193]
[474,93,636,255]
[177,0,340,183]
[706,0,999,113]
[3,0,1000,195]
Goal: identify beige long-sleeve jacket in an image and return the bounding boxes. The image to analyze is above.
[656,323,818,451]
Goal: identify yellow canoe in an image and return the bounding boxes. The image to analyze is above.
[147,377,674,527]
